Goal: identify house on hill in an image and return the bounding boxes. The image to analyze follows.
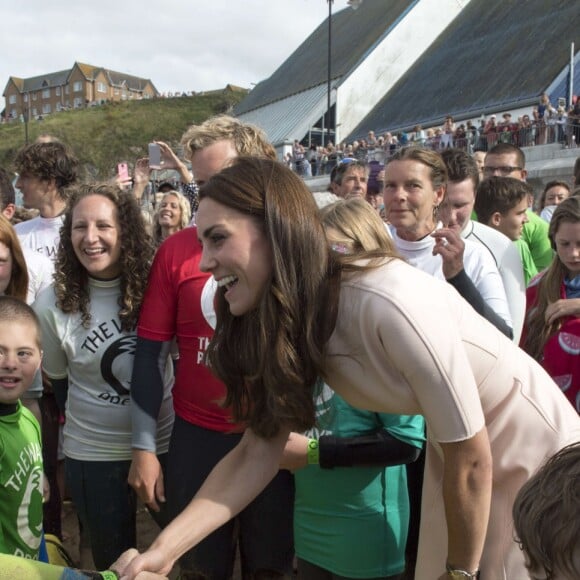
[3,61,158,120]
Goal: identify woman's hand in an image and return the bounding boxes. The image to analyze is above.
[545,298,580,325]
[111,548,171,580]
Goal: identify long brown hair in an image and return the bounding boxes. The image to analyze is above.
[0,214,28,302]
[523,196,580,359]
[199,157,340,438]
[54,183,155,331]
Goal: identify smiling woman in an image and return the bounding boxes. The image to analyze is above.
[32,183,175,569]
[152,190,191,247]
[115,157,579,580]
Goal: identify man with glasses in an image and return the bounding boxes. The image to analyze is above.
[483,143,552,272]
[330,158,369,200]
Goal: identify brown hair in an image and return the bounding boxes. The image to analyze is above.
[0,214,28,302]
[538,180,571,210]
[387,147,448,190]
[14,141,78,197]
[0,296,41,348]
[523,196,580,359]
[474,177,532,225]
[513,443,580,579]
[54,183,154,331]
[199,157,340,438]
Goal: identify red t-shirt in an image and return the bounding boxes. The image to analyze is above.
[138,227,240,431]
[522,274,580,413]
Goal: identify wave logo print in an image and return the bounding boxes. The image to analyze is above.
[17,466,43,551]
[100,335,137,396]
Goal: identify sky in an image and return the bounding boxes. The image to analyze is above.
[1,0,352,95]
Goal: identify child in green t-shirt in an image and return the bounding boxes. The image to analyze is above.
[0,296,44,559]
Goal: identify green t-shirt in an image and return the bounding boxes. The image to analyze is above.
[521,210,553,272]
[294,385,425,578]
[0,553,114,579]
[515,239,539,286]
[0,402,44,559]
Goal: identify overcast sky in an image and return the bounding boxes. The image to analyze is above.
[1,0,351,95]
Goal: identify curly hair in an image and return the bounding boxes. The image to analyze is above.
[152,190,191,246]
[199,157,340,439]
[0,214,29,302]
[53,183,154,331]
[180,115,277,161]
[513,443,580,580]
[14,142,78,197]
[523,196,580,360]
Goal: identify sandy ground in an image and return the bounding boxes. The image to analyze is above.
[61,500,181,578]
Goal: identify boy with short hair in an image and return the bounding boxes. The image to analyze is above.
[0,296,44,559]
[475,176,539,284]
[513,443,580,580]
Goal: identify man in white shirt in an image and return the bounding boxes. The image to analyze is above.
[440,149,526,342]
[14,140,78,262]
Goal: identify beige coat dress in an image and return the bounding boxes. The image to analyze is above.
[325,258,580,580]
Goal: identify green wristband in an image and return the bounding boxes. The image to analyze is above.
[99,571,119,580]
[307,438,319,464]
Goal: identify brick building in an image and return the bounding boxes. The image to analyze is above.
[3,61,158,120]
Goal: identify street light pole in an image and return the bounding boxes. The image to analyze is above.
[327,0,333,147]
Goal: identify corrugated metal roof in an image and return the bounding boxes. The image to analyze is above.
[348,0,580,139]
[235,0,415,115]
[237,82,335,145]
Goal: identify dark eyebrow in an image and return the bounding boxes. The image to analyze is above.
[201,224,218,239]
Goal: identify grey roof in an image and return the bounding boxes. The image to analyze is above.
[348,0,580,139]
[104,69,155,92]
[20,69,70,92]
[238,82,338,145]
[235,0,415,115]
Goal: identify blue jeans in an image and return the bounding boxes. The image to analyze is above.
[166,417,295,579]
[65,455,169,569]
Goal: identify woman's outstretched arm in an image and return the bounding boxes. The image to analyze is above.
[116,426,290,579]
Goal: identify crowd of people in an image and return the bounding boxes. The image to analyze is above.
[289,94,580,178]
[0,114,579,580]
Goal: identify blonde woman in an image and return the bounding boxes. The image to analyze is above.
[153,190,191,246]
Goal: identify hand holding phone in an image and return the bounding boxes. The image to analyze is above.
[117,162,129,181]
[148,143,162,169]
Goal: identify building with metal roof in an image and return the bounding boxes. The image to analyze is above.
[347,0,580,140]
[234,0,472,155]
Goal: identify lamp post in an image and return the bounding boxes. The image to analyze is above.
[327,0,333,147]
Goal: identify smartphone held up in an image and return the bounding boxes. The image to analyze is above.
[148,143,162,169]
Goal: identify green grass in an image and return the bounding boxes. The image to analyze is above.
[0,89,247,180]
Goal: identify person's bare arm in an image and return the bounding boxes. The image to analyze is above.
[438,428,492,578]
[117,427,289,579]
[156,141,193,184]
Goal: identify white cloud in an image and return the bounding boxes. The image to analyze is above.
[1,0,351,94]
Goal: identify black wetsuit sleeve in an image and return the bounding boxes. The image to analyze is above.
[447,269,513,339]
[130,336,170,451]
[318,429,421,469]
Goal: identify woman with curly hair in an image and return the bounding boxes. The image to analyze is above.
[521,196,580,413]
[152,190,191,247]
[33,183,174,569]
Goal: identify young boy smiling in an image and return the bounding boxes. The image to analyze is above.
[0,296,44,559]
[475,176,540,284]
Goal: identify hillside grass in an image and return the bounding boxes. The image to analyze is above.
[0,90,247,180]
